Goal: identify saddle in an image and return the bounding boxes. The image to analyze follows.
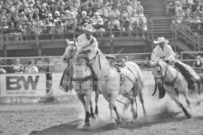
[114,62,126,84]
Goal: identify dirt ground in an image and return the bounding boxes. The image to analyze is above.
[0,91,202,135]
[0,74,203,135]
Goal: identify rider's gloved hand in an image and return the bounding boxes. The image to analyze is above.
[160,56,165,59]
[164,58,170,63]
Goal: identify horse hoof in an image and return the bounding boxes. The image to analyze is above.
[104,122,117,129]
[186,114,192,119]
[133,114,138,120]
[91,114,96,119]
[83,123,90,129]
[115,119,122,124]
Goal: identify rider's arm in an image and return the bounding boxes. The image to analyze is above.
[165,45,175,62]
[89,37,98,49]
[151,46,159,62]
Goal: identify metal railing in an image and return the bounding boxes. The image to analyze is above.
[0,17,148,47]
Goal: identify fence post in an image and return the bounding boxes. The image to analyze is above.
[1,20,3,48]
[110,23,114,54]
[197,36,200,51]
[151,19,154,40]
[174,22,177,40]
[36,21,39,46]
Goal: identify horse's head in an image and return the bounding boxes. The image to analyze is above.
[62,39,78,63]
[150,60,168,86]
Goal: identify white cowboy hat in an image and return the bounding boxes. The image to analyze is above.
[154,37,169,44]
[85,24,95,33]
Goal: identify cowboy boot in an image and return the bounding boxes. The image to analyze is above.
[158,86,166,99]
[65,78,73,92]
[187,78,196,91]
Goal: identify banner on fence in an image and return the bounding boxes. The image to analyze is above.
[51,73,66,95]
[0,74,46,97]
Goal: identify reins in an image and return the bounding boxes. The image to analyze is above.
[154,64,179,87]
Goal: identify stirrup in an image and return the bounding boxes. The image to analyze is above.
[120,74,125,85]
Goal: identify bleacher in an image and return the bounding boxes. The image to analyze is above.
[0,0,150,57]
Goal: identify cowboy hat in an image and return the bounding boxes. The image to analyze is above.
[84,24,95,33]
[154,37,169,44]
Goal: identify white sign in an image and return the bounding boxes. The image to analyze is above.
[0,74,46,97]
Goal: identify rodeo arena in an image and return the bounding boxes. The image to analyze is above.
[1,0,203,135]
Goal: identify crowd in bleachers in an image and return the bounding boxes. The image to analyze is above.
[167,0,203,32]
[0,0,147,42]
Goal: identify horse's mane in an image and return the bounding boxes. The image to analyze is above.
[97,48,109,63]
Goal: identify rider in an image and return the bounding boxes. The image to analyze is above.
[77,24,98,52]
[60,24,99,91]
[151,37,200,98]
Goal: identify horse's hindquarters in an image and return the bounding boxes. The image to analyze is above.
[120,80,135,94]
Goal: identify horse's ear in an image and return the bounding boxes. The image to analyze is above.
[66,39,74,46]
[73,38,77,46]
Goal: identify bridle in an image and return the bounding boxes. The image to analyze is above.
[79,49,101,71]
[153,62,178,87]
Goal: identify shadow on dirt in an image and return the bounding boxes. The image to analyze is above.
[120,111,185,130]
[29,110,195,135]
[29,119,112,135]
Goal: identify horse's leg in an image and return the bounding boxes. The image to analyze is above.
[168,88,191,118]
[109,94,119,123]
[84,93,92,126]
[103,94,118,124]
[131,97,138,120]
[183,89,191,107]
[95,93,99,115]
[139,89,147,115]
[90,100,95,119]
[113,106,121,123]
[124,94,138,119]
[77,94,90,126]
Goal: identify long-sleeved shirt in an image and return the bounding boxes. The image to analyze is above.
[151,44,175,62]
[77,34,98,51]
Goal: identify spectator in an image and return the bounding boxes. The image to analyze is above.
[136,1,144,14]
[97,3,110,18]
[0,0,146,40]
[24,59,39,73]
[12,58,24,73]
[137,13,147,38]
[121,14,132,32]
[110,6,121,20]
[175,0,183,14]
[193,55,203,73]
[176,9,185,23]
[77,11,89,31]
[37,57,49,73]
[185,8,192,21]
[166,0,175,14]
[0,68,6,74]
[188,0,194,9]
[193,7,202,21]
[107,15,120,34]
[92,12,105,36]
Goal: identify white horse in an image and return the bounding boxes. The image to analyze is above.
[62,40,99,127]
[63,40,147,124]
[149,60,192,118]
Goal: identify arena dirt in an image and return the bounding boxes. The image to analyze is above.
[0,75,203,135]
[0,92,202,135]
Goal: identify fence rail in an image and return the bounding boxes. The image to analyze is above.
[0,52,201,104]
[0,17,148,47]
